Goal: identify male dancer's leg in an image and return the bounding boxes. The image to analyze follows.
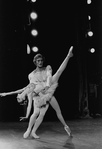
[31,104,49,138]
[23,105,40,139]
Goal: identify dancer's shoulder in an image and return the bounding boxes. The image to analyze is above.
[46,65,52,70]
[28,70,36,77]
[46,65,52,75]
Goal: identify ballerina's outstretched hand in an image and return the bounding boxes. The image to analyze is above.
[0,88,26,97]
[0,93,7,97]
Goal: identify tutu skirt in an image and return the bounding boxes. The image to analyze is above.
[34,82,58,107]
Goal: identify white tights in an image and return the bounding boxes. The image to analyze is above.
[25,102,49,135]
[49,96,67,127]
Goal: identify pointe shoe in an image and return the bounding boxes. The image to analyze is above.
[31,132,40,139]
[64,126,73,137]
[23,130,31,139]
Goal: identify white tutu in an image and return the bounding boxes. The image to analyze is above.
[33,82,58,107]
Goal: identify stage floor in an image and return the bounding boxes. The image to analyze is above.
[0,117,102,149]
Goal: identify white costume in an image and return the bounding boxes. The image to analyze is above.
[28,65,51,93]
[34,82,58,107]
[17,65,58,107]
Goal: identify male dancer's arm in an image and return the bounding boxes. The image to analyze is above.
[43,65,52,93]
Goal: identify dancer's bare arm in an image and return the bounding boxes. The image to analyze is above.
[0,87,26,97]
[0,82,36,97]
[20,93,33,121]
[0,70,36,97]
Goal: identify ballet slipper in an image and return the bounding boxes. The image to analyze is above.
[23,129,31,139]
[64,126,73,137]
[31,132,40,139]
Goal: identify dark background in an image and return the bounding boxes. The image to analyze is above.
[0,0,102,122]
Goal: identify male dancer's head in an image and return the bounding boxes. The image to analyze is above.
[33,54,45,70]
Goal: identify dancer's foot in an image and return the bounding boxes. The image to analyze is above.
[31,132,40,139]
[23,129,31,139]
[68,46,73,58]
[64,125,73,137]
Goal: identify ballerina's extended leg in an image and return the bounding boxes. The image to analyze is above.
[52,46,73,83]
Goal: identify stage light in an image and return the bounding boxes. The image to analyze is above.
[32,46,39,52]
[88,16,91,20]
[31,29,38,36]
[31,0,36,2]
[88,31,93,37]
[27,44,31,54]
[30,12,38,20]
[90,48,95,53]
[87,0,92,4]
